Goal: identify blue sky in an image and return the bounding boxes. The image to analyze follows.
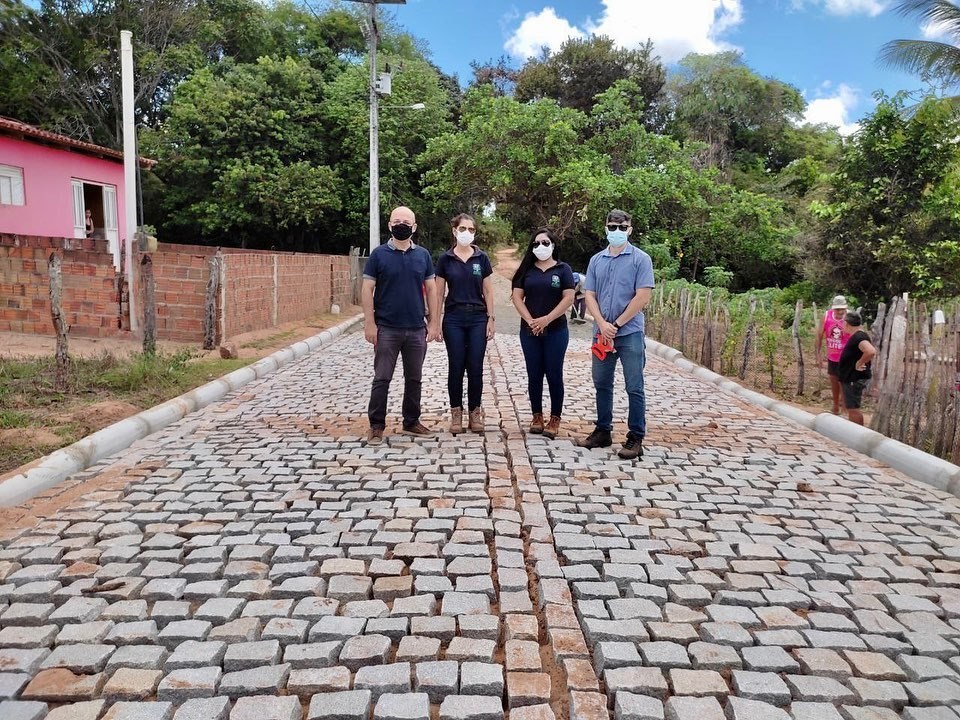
[338,0,945,134]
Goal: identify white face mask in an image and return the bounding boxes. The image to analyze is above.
[455,231,474,246]
[532,243,553,261]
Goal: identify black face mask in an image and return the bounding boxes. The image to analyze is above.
[391,223,414,241]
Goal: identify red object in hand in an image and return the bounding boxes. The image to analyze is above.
[592,333,616,360]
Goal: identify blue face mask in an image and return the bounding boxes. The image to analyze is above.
[606,229,629,246]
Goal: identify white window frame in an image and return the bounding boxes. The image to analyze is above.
[0,164,25,206]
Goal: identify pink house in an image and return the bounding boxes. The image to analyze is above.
[0,117,144,268]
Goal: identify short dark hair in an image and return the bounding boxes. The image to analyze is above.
[450,213,475,228]
[844,311,863,326]
[606,209,631,223]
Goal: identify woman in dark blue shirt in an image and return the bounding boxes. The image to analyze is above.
[511,227,575,439]
[435,213,494,435]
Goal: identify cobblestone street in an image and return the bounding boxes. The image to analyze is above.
[2,321,960,720]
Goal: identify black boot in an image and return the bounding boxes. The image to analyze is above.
[579,428,612,448]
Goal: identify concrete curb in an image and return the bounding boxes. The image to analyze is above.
[646,337,960,497]
[0,314,364,508]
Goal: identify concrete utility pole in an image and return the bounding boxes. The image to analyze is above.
[120,30,139,333]
[343,0,406,253]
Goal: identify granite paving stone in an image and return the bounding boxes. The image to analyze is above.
[2,324,960,720]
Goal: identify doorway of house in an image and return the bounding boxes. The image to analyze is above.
[72,179,119,264]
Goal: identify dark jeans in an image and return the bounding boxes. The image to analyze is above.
[592,330,646,437]
[442,309,488,410]
[519,326,569,417]
[367,325,427,429]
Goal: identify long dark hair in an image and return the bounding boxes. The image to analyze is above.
[449,213,476,248]
[512,227,561,288]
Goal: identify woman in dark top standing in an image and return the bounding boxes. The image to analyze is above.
[511,227,575,439]
[435,213,495,435]
[837,311,876,426]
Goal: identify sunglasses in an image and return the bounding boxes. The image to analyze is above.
[532,240,553,247]
[606,223,630,231]
[456,226,476,233]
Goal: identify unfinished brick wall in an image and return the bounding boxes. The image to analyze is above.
[1,235,353,344]
[0,234,124,337]
[220,251,353,339]
[141,243,216,343]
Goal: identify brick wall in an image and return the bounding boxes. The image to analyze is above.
[220,251,353,339]
[140,243,216,343]
[0,234,125,338]
[1,235,353,344]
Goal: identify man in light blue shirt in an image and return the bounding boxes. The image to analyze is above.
[581,209,655,459]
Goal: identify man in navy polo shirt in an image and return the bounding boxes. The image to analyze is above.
[362,206,439,445]
[580,209,655,460]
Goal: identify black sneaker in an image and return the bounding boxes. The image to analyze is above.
[579,428,612,449]
[618,433,643,460]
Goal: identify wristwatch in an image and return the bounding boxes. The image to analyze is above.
[612,321,621,330]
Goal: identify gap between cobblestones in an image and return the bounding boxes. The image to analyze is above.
[488,339,574,720]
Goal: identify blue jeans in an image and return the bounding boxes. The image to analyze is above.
[442,309,488,410]
[592,330,646,437]
[368,325,427,429]
[519,326,569,417]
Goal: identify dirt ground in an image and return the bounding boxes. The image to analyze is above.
[0,305,362,361]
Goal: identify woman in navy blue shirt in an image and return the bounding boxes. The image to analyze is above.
[511,227,575,439]
[435,214,494,435]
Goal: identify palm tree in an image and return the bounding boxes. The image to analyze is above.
[880,1,960,89]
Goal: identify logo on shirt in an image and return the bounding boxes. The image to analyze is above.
[551,275,560,288]
[472,263,481,276]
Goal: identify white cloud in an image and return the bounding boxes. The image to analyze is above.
[802,83,860,135]
[921,19,952,40]
[504,7,585,59]
[792,0,889,17]
[504,0,744,64]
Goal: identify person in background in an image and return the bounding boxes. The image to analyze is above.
[434,213,494,434]
[511,227,575,439]
[837,310,876,426]
[362,206,439,445]
[84,209,94,238]
[580,209,655,460]
[570,271,587,323]
[816,294,851,415]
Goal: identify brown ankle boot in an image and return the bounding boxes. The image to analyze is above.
[468,408,484,433]
[543,415,560,439]
[450,408,463,435]
[529,413,544,434]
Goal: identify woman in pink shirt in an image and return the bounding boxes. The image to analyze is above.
[816,295,851,415]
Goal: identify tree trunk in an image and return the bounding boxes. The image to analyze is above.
[48,251,69,391]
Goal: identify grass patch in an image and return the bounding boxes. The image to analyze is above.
[0,410,34,429]
[0,350,251,475]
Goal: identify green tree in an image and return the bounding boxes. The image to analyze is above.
[142,56,340,250]
[0,0,364,148]
[421,87,613,248]
[880,0,960,93]
[666,52,806,174]
[513,36,666,127]
[811,93,960,301]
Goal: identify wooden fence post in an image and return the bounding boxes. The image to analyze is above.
[793,300,804,396]
[739,295,757,381]
[702,291,714,371]
[203,254,221,351]
[140,255,156,356]
[48,251,69,391]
